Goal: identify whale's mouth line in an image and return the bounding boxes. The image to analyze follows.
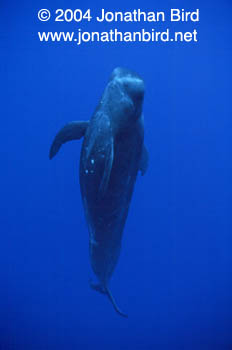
[90,280,128,318]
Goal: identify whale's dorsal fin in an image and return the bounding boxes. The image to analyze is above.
[139,145,149,176]
[49,121,89,159]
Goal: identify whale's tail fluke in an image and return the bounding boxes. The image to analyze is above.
[105,287,128,318]
[90,281,128,318]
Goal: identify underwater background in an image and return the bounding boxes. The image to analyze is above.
[1,0,232,349]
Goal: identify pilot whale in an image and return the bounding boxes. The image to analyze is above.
[49,67,148,317]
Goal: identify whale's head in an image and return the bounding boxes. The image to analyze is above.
[110,67,144,105]
[108,67,145,129]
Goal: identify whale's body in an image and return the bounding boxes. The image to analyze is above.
[50,68,148,317]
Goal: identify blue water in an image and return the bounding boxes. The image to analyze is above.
[1,0,232,349]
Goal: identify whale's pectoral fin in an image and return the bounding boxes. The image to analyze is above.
[99,137,114,198]
[139,145,149,176]
[49,121,89,159]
